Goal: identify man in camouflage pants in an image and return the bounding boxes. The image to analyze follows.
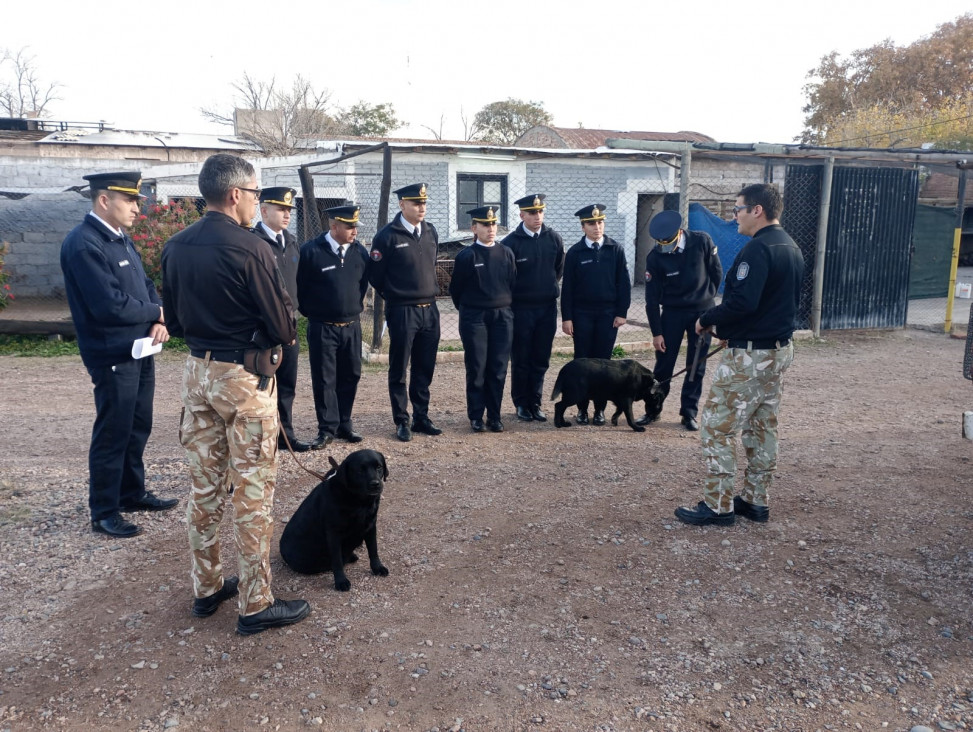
[674,183,804,526]
[162,154,311,634]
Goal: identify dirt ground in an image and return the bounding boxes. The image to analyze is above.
[0,328,970,732]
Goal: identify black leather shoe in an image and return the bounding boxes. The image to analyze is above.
[516,406,534,422]
[411,418,443,436]
[91,514,142,538]
[635,413,660,427]
[674,501,735,526]
[335,428,364,443]
[575,411,589,425]
[192,576,239,618]
[733,496,770,523]
[470,419,485,433]
[681,416,699,431]
[487,419,504,433]
[530,407,547,422]
[279,435,312,452]
[236,598,311,636]
[120,492,179,512]
[396,423,412,442]
[592,410,606,426]
[310,433,334,450]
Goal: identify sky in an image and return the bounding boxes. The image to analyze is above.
[2,0,970,145]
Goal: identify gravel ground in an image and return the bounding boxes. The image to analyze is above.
[0,328,971,732]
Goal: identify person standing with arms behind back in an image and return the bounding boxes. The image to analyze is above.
[674,183,804,526]
[367,183,443,442]
[502,193,564,423]
[560,204,631,425]
[450,205,517,433]
[251,186,312,452]
[297,204,371,446]
[60,170,178,539]
[162,154,310,635]
[638,209,723,431]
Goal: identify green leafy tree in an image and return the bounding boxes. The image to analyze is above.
[801,13,973,148]
[470,98,553,145]
[336,101,401,137]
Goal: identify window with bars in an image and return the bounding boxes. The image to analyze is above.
[456,174,506,229]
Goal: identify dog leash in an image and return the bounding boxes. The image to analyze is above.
[279,431,336,482]
[655,340,727,386]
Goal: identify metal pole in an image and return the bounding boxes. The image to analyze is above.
[297,165,321,242]
[678,144,691,225]
[810,158,834,337]
[945,167,968,333]
[371,144,392,352]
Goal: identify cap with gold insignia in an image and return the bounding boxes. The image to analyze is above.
[514,193,546,211]
[83,171,145,198]
[649,210,682,247]
[260,187,297,208]
[575,204,607,222]
[326,204,361,225]
[467,205,499,224]
[394,183,428,201]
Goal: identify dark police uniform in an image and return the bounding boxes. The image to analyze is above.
[251,187,306,450]
[561,204,631,359]
[450,206,517,431]
[501,194,564,421]
[367,183,441,439]
[643,210,723,428]
[297,204,370,443]
[59,171,167,531]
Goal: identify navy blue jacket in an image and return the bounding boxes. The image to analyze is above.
[560,236,631,321]
[644,230,722,335]
[297,234,370,322]
[366,213,439,306]
[449,242,517,310]
[60,213,162,369]
[501,222,565,307]
[252,224,300,313]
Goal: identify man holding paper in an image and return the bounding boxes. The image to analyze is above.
[60,171,178,539]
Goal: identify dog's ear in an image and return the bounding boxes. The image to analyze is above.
[328,456,339,471]
[380,452,389,480]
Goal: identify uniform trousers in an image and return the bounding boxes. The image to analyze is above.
[276,341,300,441]
[510,302,557,410]
[307,319,362,437]
[571,306,618,359]
[179,356,279,617]
[459,305,514,421]
[86,357,154,521]
[386,302,440,425]
[699,343,795,513]
[653,307,711,420]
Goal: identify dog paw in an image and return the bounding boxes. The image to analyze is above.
[334,577,351,592]
[371,564,389,577]
[347,552,359,564]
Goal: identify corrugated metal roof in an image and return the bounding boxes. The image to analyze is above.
[37,129,257,150]
[518,126,714,148]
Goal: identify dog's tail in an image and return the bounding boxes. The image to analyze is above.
[550,371,564,401]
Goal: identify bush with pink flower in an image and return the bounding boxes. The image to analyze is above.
[128,200,201,290]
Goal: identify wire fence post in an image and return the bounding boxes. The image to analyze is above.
[371,144,391,352]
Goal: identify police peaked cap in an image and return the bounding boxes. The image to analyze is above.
[83,171,145,197]
[394,183,428,201]
[514,193,546,211]
[649,210,682,244]
[260,187,297,208]
[575,204,607,222]
[467,206,499,224]
[326,204,361,224]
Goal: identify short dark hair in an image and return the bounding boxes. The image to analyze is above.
[198,154,255,205]
[738,183,783,221]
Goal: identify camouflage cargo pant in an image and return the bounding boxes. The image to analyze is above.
[179,356,279,616]
[699,343,795,513]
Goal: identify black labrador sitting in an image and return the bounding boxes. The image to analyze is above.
[551,358,663,431]
[279,449,389,591]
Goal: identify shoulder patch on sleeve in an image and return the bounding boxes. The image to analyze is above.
[370,249,383,262]
[736,262,749,280]
[644,271,652,282]
[712,246,718,255]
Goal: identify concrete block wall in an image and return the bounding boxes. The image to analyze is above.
[0,192,91,297]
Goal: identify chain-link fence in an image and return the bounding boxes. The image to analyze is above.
[1,147,969,347]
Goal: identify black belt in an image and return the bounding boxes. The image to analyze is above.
[322,320,353,327]
[190,349,246,364]
[727,338,790,350]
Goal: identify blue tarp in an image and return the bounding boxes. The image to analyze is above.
[686,202,750,294]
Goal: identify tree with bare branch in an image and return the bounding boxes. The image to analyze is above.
[0,47,60,119]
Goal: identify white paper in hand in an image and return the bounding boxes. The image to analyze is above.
[132,337,163,359]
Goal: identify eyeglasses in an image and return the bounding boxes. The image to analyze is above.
[731,205,751,215]
[237,186,262,197]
